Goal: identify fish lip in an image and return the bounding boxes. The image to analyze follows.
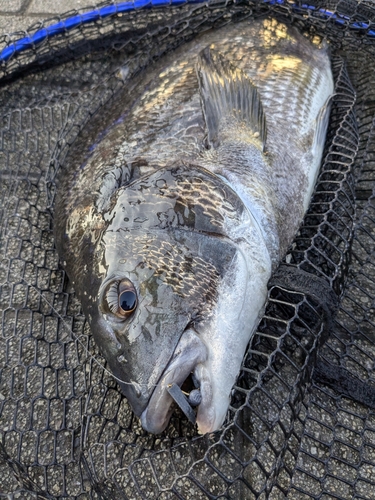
[140,326,209,434]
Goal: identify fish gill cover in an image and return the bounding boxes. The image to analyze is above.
[0,0,374,498]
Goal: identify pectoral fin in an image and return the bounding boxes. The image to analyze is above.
[196,47,266,150]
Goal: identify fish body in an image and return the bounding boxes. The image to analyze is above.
[54,18,334,434]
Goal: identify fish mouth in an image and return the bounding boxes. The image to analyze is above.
[140,327,213,434]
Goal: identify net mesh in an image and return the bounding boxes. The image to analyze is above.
[1,1,375,498]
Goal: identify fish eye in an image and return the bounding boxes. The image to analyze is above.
[119,290,137,313]
[105,279,137,319]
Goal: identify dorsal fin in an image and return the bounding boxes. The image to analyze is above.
[196,47,267,150]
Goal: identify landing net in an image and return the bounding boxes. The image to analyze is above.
[1,1,375,498]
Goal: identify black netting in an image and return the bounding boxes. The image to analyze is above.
[1,1,375,498]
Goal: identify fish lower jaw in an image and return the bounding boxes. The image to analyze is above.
[195,376,229,434]
[196,410,220,435]
[195,363,222,435]
[140,360,214,435]
[140,327,211,434]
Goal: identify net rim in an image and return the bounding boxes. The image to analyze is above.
[1,0,375,64]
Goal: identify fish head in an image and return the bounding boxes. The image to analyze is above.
[83,164,267,433]
[96,230,234,420]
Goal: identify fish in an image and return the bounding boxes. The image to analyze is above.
[54,17,334,435]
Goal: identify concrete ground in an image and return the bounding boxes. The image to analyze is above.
[0,0,93,39]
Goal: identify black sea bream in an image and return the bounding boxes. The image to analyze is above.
[54,18,334,434]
